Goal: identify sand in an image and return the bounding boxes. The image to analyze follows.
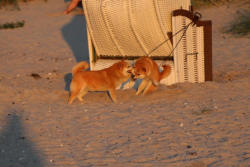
[0,0,249,166]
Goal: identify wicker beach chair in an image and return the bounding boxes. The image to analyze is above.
[82,0,212,86]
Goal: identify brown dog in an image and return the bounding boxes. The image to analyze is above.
[132,57,171,95]
[68,60,132,104]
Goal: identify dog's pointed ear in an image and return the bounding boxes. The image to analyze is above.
[117,62,123,69]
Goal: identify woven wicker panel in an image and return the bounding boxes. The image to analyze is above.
[128,0,171,57]
[172,15,205,83]
[154,0,190,49]
[155,0,190,33]
[101,0,146,56]
[83,0,191,58]
[186,19,197,83]
[83,0,120,56]
[197,27,205,82]
[172,15,185,83]
[90,59,124,71]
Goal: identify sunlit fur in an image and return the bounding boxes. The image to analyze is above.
[133,57,171,95]
[68,60,132,104]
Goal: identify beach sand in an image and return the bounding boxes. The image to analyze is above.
[0,0,249,166]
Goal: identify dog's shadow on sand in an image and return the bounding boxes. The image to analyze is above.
[61,15,89,91]
[64,73,72,91]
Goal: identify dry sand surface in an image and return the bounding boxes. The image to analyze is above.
[0,0,249,166]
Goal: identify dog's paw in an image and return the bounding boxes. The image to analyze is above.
[136,91,141,96]
[122,80,135,90]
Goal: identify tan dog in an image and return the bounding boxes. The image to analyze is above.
[68,60,132,104]
[133,57,171,95]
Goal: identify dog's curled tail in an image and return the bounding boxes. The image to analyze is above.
[160,64,171,81]
[72,61,89,75]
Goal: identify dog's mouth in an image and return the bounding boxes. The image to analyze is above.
[129,73,136,81]
[126,69,136,81]
[131,74,136,81]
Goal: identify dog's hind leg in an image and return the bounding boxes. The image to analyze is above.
[68,92,78,104]
[68,82,81,104]
[108,89,117,103]
[136,79,147,95]
[77,88,88,102]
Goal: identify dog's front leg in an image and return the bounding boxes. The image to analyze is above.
[122,79,135,90]
[109,89,117,103]
[136,79,148,95]
[142,80,156,95]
